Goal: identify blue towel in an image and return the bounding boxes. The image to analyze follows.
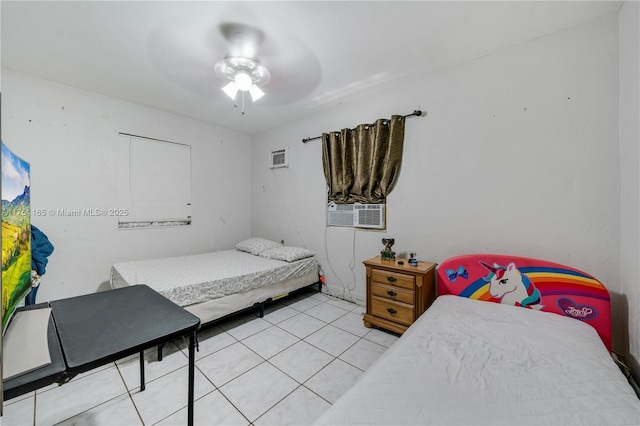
[31,225,54,276]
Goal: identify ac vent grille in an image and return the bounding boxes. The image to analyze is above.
[358,208,382,227]
[335,204,354,211]
[270,147,289,169]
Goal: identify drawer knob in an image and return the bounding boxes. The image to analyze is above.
[386,276,397,283]
[387,307,397,315]
[387,290,397,298]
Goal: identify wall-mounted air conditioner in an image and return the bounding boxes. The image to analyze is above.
[327,202,386,230]
[269,147,289,169]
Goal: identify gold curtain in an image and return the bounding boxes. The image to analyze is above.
[322,115,405,204]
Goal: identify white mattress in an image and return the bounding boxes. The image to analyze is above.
[110,249,318,307]
[315,295,640,425]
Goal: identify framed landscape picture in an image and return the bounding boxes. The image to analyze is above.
[1,142,32,334]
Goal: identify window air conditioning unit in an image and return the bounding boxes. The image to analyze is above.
[327,202,386,230]
[269,147,289,169]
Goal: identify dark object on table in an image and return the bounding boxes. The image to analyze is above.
[381,238,396,260]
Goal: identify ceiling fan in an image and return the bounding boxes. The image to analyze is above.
[147,13,321,114]
[214,23,271,112]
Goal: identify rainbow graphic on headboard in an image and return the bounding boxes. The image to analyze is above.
[438,254,611,351]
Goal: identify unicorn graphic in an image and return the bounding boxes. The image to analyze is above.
[479,261,543,310]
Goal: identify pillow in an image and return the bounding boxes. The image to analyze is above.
[235,238,282,255]
[259,246,315,262]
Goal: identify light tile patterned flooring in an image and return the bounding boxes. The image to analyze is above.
[2,288,399,425]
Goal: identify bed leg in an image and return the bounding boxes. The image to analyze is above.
[157,344,164,361]
[318,280,322,293]
[259,302,265,318]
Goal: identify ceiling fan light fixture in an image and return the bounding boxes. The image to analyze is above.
[221,81,239,100]
[248,84,265,102]
[214,57,271,105]
[233,70,253,92]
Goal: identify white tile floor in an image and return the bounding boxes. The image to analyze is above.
[2,288,399,425]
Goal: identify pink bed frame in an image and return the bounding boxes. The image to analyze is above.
[437,254,612,351]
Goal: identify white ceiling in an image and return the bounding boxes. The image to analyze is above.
[1,1,622,135]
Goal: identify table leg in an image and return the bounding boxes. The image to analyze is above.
[139,351,145,392]
[188,332,196,426]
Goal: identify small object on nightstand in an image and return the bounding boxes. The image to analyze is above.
[380,238,396,260]
[397,260,404,265]
[409,252,418,266]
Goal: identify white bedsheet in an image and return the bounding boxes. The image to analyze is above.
[110,249,317,307]
[316,295,640,425]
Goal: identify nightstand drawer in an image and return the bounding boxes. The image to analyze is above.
[370,296,414,326]
[371,269,415,290]
[371,282,414,304]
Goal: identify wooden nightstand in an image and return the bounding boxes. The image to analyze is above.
[363,256,437,334]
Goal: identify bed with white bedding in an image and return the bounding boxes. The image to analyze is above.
[316,254,640,425]
[110,238,320,325]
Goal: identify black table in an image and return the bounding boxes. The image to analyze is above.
[3,285,201,425]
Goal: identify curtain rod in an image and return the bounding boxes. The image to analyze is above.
[301,110,425,143]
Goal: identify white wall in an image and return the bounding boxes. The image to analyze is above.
[252,15,624,347]
[619,0,640,378]
[1,70,253,301]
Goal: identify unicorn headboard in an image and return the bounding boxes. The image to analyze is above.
[438,254,612,351]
